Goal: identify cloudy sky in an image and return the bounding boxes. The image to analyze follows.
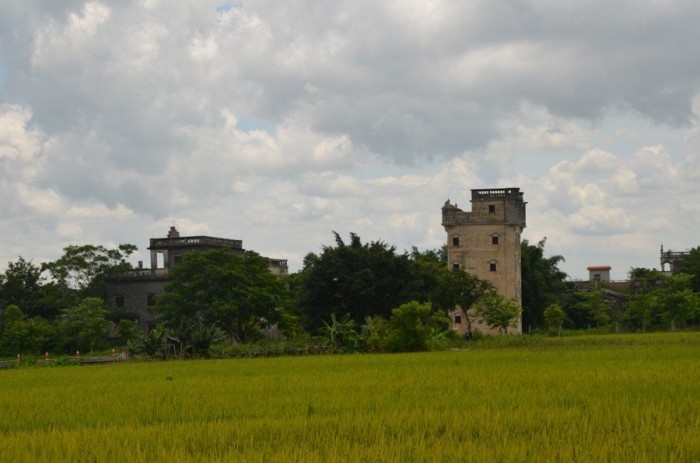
[1,0,700,280]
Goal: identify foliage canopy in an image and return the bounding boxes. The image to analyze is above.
[154,249,288,345]
[520,238,568,330]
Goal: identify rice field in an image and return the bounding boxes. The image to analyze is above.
[1,332,699,462]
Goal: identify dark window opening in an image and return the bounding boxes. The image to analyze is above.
[492,235,499,245]
[452,235,460,246]
[452,263,460,270]
[488,204,496,213]
[115,296,125,308]
[593,274,601,281]
[454,314,462,324]
[490,262,497,272]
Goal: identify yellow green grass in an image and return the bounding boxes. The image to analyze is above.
[1,332,699,462]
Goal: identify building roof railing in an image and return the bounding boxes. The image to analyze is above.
[149,236,243,250]
[471,188,522,200]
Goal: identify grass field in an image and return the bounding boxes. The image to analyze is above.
[1,332,699,462]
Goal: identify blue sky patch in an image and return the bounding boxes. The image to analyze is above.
[236,115,276,135]
[216,2,242,14]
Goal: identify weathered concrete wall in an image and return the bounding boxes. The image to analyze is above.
[106,278,166,331]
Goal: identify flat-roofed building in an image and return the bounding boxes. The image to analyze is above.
[106,226,287,331]
[587,265,612,282]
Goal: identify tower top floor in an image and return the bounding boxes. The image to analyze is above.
[442,188,526,229]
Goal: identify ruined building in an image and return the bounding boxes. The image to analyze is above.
[106,227,288,331]
[441,188,526,335]
[660,245,689,274]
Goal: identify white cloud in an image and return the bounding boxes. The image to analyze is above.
[67,203,134,219]
[190,34,219,61]
[32,3,111,68]
[16,184,64,216]
[568,206,632,235]
[0,104,43,161]
[630,145,678,188]
[57,222,84,240]
[574,149,620,175]
[1,0,700,279]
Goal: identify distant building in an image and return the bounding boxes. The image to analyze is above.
[660,245,689,274]
[106,227,287,331]
[587,265,611,282]
[441,188,526,335]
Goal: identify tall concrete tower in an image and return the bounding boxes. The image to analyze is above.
[441,188,526,334]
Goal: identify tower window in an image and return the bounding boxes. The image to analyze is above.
[452,263,460,270]
[489,262,497,272]
[488,204,496,213]
[452,235,460,246]
[454,314,462,324]
[492,235,499,245]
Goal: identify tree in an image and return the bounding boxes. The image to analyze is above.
[383,301,448,352]
[59,297,112,353]
[0,257,44,317]
[42,244,137,297]
[626,268,668,330]
[474,292,522,334]
[625,270,699,330]
[543,304,565,336]
[629,267,665,292]
[36,281,80,321]
[623,292,662,331]
[165,317,223,358]
[154,249,288,344]
[128,325,175,359]
[434,268,493,338]
[655,273,700,330]
[0,305,57,356]
[0,305,26,355]
[297,232,414,330]
[361,315,388,353]
[321,313,360,352]
[675,247,700,293]
[116,319,140,345]
[568,290,611,328]
[409,245,447,265]
[520,238,568,330]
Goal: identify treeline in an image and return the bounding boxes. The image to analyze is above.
[523,242,700,334]
[1,235,700,360]
[0,244,136,357]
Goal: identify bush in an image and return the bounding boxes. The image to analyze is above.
[383,301,448,353]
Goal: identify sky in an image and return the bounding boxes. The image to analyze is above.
[1,0,700,281]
